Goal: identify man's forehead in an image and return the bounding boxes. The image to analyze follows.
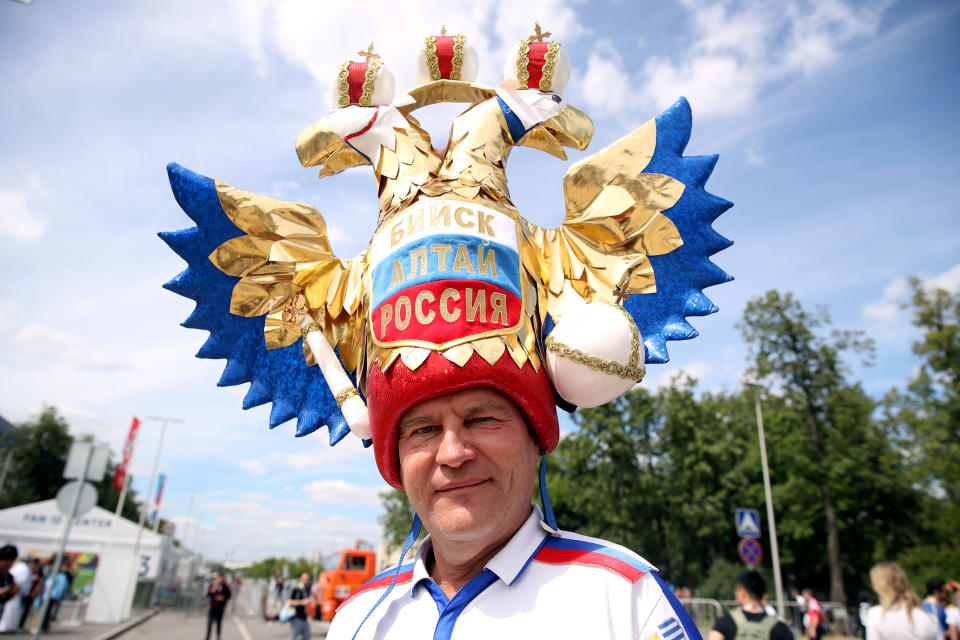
[400,387,518,425]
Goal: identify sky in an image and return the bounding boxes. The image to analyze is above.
[1,0,958,563]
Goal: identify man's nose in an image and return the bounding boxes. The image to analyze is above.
[435,426,474,467]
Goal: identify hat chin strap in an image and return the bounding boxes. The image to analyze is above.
[352,513,421,640]
[539,450,558,532]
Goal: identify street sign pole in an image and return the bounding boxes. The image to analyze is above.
[752,385,785,620]
[32,442,93,640]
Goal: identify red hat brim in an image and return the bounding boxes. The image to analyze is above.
[367,350,559,489]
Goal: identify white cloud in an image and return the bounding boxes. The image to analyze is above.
[650,361,713,390]
[222,0,584,100]
[925,264,960,293]
[301,479,386,506]
[579,0,892,119]
[862,264,960,338]
[239,458,268,475]
[265,436,368,469]
[11,324,131,371]
[863,276,910,324]
[0,188,46,241]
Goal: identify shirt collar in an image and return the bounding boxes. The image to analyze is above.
[410,504,550,596]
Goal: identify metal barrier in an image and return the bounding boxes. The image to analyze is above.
[717,599,852,636]
[679,598,724,634]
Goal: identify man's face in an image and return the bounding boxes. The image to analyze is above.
[397,387,539,547]
[734,584,748,606]
[935,588,947,605]
[0,560,11,572]
[300,573,310,585]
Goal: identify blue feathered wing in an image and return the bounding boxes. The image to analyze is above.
[541,96,733,364]
[159,163,352,443]
[631,97,733,363]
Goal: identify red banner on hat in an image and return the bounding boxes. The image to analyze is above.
[112,417,140,490]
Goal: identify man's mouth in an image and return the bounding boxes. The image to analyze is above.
[435,478,488,493]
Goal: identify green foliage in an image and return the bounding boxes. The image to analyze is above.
[895,543,960,595]
[699,558,773,601]
[243,556,322,579]
[378,489,426,553]
[0,407,74,508]
[882,281,960,508]
[0,407,143,522]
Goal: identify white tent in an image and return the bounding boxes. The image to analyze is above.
[0,499,163,578]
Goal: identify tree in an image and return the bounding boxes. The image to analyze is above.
[244,556,323,579]
[881,279,960,540]
[0,406,143,522]
[739,290,874,603]
[0,407,72,508]
[546,380,755,588]
[378,489,425,553]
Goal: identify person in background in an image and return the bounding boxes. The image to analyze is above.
[865,562,938,640]
[944,583,959,640]
[18,558,41,630]
[924,579,950,639]
[0,546,19,623]
[39,561,70,632]
[804,588,824,640]
[286,573,312,640]
[204,573,232,640]
[761,595,778,619]
[793,589,807,632]
[708,570,792,640]
[0,550,32,632]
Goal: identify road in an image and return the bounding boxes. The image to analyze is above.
[123,611,331,640]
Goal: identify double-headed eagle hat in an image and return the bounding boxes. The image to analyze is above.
[161,26,733,491]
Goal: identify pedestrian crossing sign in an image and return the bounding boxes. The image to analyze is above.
[736,508,761,538]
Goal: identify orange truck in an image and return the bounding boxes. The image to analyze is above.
[307,543,377,621]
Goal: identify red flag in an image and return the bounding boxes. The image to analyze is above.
[112,417,140,490]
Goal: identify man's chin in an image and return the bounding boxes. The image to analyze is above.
[427,506,498,542]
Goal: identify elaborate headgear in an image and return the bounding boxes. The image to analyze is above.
[161,28,733,494]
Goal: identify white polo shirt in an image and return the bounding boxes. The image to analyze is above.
[328,506,700,640]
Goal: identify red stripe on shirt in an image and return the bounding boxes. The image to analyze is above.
[533,547,646,583]
[336,570,414,611]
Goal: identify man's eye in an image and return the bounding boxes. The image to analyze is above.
[414,425,437,435]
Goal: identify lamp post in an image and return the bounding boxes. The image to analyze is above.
[746,383,785,619]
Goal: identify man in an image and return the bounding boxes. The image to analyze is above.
[708,571,792,640]
[0,545,18,621]
[39,561,69,632]
[286,573,311,640]
[204,573,231,640]
[327,385,698,639]
[925,578,950,639]
[18,558,41,630]
[792,589,806,632]
[162,23,732,640]
[803,589,824,640]
[0,551,31,632]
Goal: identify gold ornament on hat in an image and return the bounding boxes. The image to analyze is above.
[424,30,466,81]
